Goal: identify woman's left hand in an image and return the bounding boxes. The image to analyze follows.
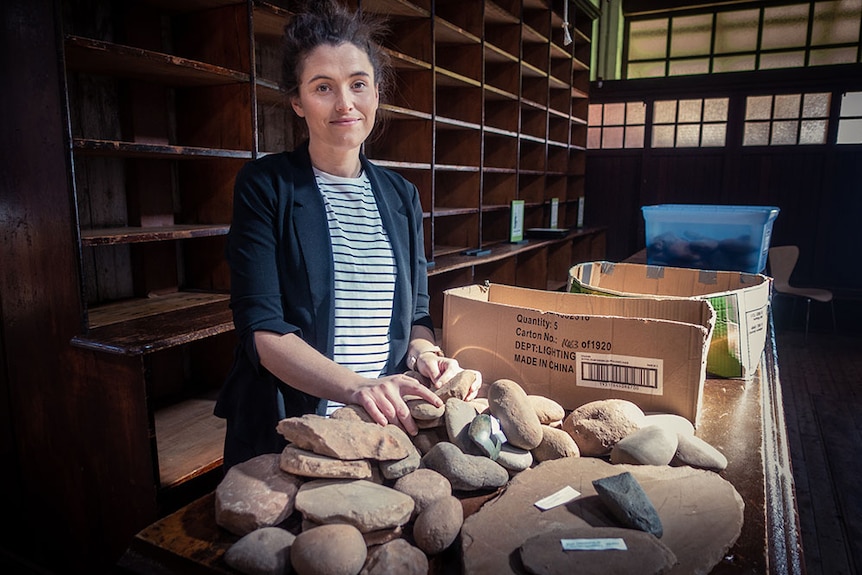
[416,355,482,401]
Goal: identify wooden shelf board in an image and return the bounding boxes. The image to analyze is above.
[549,75,569,89]
[253,2,292,40]
[433,206,480,217]
[484,84,518,101]
[520,61,548,78]
[520,98,547,111]
[256,78,286,105]
[572,87,589,99]
[521,133,546,144]
[573,57,590,71]
[435,116,481,131]
[72,298,234,356]
[380,104,433,121]
[482,166,517,174]
[434,164,481,172]
[73,138,252,160]
[548,138,570,148]
[362,0,430,18]
[86,292,231,329]
[548,107,572,120]
[155,393,226,489]
[522,25,548,45]
[434,17,481,44]
[484,43,519,63]
[485,2,520,24]
[551,42,571,59]
[436,68,481,88]
[429,227,604,276]
[480,203,510,213]
[64,36,249,86]
[432,244,468,259]
[385,49,432,71]
[369,159,432,171]
[81,224,230,246]
[484,125,519,138]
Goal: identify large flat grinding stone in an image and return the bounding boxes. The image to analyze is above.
[461,457,744,574]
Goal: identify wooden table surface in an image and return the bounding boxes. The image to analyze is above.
[118,319,803,575]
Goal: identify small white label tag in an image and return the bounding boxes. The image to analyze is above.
[561,538,628,551]
[533,486,581,510]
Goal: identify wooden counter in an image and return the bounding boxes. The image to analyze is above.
[118,319,803,575]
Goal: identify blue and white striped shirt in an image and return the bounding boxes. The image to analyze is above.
[314,167,396,414]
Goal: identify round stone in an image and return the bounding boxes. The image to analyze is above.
[610,425,679,466]
[488,379,543,450]
[291,523,366,575]
[562,399,646,456]
[412,495,464,555]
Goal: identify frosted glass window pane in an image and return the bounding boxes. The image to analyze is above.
[627,102,646,124]
[678,99,703,123]
[713,54,756,73]
[602,127,624,148]
[812,0,862,45]
[799,119,828,144]
[629,19,669,60]
[668,59,710,76]
[677,124,701,147]
[670,15,713,57]
[588,104,603,126]
[744,122,770,145]
[746,96,773,120]
[803,93,831,118]
[702,124,727,147]
[837,118,862,143]
[759,51,806,70]
[704,98,729,122]
[653,125,676,147]
[625,126,645,148]
[761,5,809,50]
[654,100,677,124]
[771,120,799,145]
[809,47,858,66]
[715,10,759,53]
[604,103,625,125]
[587,127,602,149]
[627,61,667,79]
[774,94,801,119]
[840,92,862,116]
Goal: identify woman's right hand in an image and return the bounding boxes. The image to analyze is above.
[348,373,443,436]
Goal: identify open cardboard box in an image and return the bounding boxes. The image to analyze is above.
[442,283,715,426]
[568,261,772,379]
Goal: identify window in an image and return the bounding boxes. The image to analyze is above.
[652,98,728,148]
[587,101,646,149]
[837,91,862,143]
[626,0,862,79]
[743,93,831,146]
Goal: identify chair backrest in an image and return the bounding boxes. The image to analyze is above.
[768,245,799,291]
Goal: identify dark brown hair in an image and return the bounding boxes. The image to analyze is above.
[281,0,392,103]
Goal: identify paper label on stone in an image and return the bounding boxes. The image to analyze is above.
[534,485,581,510]
[576,353,664,396]
[561,538,628,551]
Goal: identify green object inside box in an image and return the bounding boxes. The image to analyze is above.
[569,281,743,379]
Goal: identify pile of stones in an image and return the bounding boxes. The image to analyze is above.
[214,370,730,575]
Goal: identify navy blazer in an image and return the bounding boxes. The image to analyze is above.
[215,141,433,468]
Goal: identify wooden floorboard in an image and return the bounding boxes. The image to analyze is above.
[776,327,862,575]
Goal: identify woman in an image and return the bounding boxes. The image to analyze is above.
[215,0,475,469]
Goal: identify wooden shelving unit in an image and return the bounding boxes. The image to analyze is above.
[56,0,603,552]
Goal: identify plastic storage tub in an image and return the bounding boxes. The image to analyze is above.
[642,204,780,273]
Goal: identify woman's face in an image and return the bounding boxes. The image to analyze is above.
[290,42,379,155]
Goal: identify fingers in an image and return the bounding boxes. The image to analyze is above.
[352,375,436,435]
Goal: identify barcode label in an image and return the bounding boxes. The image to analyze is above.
[576,353,663,396]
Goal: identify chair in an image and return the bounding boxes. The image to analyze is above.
[768,245,836,339]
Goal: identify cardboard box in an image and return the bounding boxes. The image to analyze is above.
[568,261,772,379]
[442,284,715,426]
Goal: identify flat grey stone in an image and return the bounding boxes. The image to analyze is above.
[610,425,679,466]
[519,526,677,575]
[495,443,533,472]
[294,479,414,533]
[420,441,509,491]
[593,471,663,537]
[378,425,421,480]
[224,527,295,575]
